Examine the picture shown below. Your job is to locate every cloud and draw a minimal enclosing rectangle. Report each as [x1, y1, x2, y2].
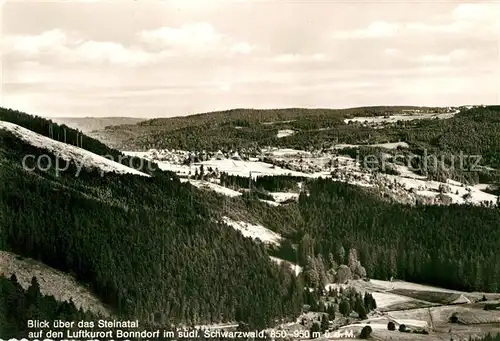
[384, 48, 400, 56]
[334, 21, 401, 39]
[69, 41, 159, 65]
[138, 22, 256, 56]
[138, 22, 222, 51]
[270, 53, 328, 64]
[2, 29, 68, 56]
[332, 3, 500, 40]
[415, 49, 471, 64]
[2, 30, 160, 66]
[3, 23, 257, 68]
[2, 2, 498, 117]
[229, 42, 255, 55]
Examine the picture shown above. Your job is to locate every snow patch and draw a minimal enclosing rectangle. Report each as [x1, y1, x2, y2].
[259, 199, 281, 206]
[270, 192, 300, 203]
[450, 294, 471, 304]
[222, 216, 282, 245]
[369, 279, 464, 294]
[344, 109, 459, 125]
[277, 129, 295, 138]
[155, 162, 191, 175]
[0, 251, 110, 316]
[387, 317, 429, 329]
[262, 148, 312, 157]
[1, 121, 150, 177]
[198, 159, 308, 178]
[188, 180, 242, 197]
[269, 256, 303, 276]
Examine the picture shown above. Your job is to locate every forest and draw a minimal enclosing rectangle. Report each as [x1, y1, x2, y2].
[239, 178, 500, 292]
[0, 275, 98, 338]
[2, 106, 500, 336]
[95, 105, 500, 187]
[0, 126, 303, 329]
[98, 106, 445, 150]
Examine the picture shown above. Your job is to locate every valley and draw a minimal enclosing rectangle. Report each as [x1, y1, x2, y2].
[2, 1, 500, 339]
[1, 105, 499, 341]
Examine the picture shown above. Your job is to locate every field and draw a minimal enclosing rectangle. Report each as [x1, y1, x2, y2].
[323, 279, 500, 340]
[389, 289, 467, 305]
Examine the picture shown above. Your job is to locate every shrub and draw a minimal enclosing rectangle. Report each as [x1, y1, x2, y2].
[449, 313, 459, 323]
[484, 303, 500, 311]
[387, 321, 396, 331]
[399, 324, 407, 332]
[360, 325, 372, 339]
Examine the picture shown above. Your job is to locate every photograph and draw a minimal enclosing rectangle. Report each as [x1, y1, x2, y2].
[1, 0, 499, 340]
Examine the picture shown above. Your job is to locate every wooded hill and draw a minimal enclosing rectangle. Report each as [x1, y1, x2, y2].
[93, 106, 445, 150]
[2, 106, 500, 333]
[92, 105, 500, 183]
[0, 110, 303, 329]
[220, 178, 500, 293]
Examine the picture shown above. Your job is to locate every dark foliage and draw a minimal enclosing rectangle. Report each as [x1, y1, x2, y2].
[477, 333, 500, 341]
[359, 325, 372, 339]
[102, 106, 444, 151]
[0, 128, 303, 329]
[0, 275, 98, 338]
[293, 179, 500, 292]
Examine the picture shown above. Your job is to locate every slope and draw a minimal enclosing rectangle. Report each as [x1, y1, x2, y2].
[0, 107, 158, 175]
[93, 106, 445, 150]
[0, 120, 303, 329]
[0, 250, 111, 317]
[0, 121, 149, 177]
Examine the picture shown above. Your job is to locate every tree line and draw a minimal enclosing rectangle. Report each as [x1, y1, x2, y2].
[0, 128, 303, 329]
[0, 275, 98, 338]
[292, 179, 500, 292]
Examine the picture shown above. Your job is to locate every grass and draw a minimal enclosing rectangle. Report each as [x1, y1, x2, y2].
[389, 289, 463, 305]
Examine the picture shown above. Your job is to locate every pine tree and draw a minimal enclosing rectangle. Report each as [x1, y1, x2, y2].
[299, 234, 315, 266]
[320, 314, 329, 333]
[326, 304, 335, 321]
[348, 248, 358, 275]
[337, 244, 346, 265]
[339, 299, 351, 317]
[310, 321, 321, 338]
[26, 276, 41, 304]
[360, 325, 372, 339]
[355, 299, 367, 320]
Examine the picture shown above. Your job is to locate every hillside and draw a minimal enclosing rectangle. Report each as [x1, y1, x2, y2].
[0, 110, 303, 332]
[2, 106, 500, 341]
[0, 274, 100, 338]
[0, 251, 110, 317]
[0, 108, 159, 177]
[93, 106, 448, 150]
[95, 105, 500, 183]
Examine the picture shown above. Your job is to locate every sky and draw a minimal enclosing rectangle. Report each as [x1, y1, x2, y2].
[1, 0, 499, 118]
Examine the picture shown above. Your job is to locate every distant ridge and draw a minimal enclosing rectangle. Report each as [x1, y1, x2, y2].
[50, 117, 145, 133]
